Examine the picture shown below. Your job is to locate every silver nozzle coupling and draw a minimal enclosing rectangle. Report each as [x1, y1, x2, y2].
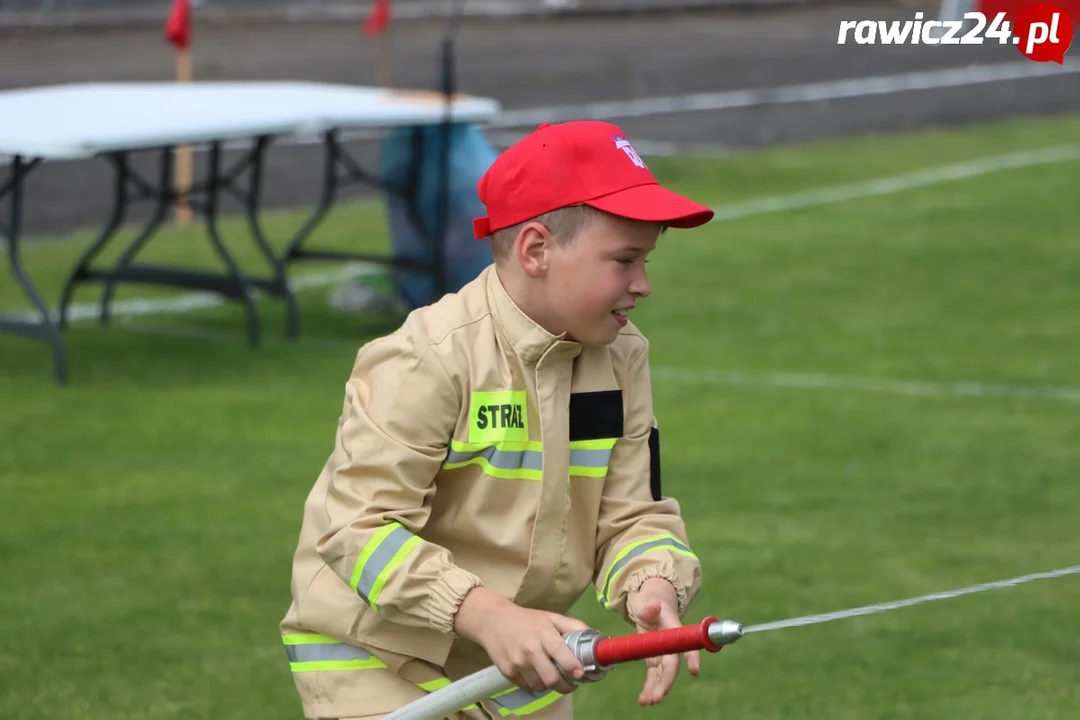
[562, 628, 612, 683]
[707, 619, 745, 647]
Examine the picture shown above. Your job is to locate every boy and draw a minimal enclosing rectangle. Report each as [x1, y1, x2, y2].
[280, 120, 716, 720]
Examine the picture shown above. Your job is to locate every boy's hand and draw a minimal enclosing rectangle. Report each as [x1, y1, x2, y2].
[454, 586, 590, 696]
[628, 577, 700, 706]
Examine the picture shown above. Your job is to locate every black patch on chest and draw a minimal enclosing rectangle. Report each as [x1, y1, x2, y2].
[568, 390, 624, 441]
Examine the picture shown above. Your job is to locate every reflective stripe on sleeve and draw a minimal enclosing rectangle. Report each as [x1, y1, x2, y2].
[349, 522, 423, 609]
[281, 634, 387, 673]
[597, 533, 698, 608]
[491, 686, 564, 716]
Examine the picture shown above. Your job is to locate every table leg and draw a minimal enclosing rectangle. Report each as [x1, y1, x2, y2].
[98, 146, 178, 328]
[199, 141, 262, 347]
[237, 135, 299, 341]
[60, 143, 273, 347]
[0, 155, 68, 384]
[281, 129, 343, 265]
[58, 152, 131, 330]
[281, 128, 441, 276]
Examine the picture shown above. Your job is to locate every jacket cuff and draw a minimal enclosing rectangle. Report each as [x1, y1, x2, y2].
[626, 564, 690, 618]
[424, 566, 484, 635]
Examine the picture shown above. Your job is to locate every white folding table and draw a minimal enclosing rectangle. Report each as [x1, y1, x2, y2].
[0, 81, 501, 383]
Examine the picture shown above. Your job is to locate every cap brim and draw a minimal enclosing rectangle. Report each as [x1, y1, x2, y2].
[585, 183, 714, 229]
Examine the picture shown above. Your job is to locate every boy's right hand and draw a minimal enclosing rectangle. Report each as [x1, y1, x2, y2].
[453, 586, 589, 695]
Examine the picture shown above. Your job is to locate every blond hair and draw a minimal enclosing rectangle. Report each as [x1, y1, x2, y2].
[490, 204, 606, 263]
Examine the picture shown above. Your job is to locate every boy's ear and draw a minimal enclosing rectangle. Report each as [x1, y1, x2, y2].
[516, 222, 554, 278]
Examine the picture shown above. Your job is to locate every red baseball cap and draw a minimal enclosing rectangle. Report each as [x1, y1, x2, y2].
[472, 120, 714, 239]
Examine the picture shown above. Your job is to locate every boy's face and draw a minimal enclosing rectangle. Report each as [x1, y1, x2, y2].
[544, 211, 659, 346]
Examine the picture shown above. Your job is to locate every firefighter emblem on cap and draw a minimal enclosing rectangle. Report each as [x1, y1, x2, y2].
[612, 133, 647, 169]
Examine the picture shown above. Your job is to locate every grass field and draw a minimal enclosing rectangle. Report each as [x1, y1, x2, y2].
[2, 111, 1080, 720]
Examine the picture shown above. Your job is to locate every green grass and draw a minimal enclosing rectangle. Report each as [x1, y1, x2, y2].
[3, 111, 1080, 720]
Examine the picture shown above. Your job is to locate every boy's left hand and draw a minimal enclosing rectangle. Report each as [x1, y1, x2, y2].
[627, 577, 700, 706]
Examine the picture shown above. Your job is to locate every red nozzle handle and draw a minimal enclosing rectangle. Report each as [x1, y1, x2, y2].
[593, 616, 721, 667]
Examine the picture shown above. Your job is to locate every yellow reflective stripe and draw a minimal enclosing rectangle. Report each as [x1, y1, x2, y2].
[443, 454, 544, 481]
[451, 439, 543, 452]
[568, 465, 608, 478]
[350, 523, 398, 590]
[446, 438, 616, 480]
[568, 438, 618, 451]
[568, 437, 616, 477]
[444, 439, 543, 481]
[565, 462, 609, 479]
[450, 439, 614, 453]
[290, 658, 387, 672]
[282, 634, 388, 673]
[417, 678, 480, 710]
[492, 688, 564, 716]
[367, 535, 423, 608]
[597, 533, 697, 608]
[350, 522, 421, 608]
[281, 633, 339, 645]
[502, 692, 563, 716]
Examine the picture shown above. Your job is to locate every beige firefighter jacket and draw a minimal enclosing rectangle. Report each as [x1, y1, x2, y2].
[280, 263, 702, 719]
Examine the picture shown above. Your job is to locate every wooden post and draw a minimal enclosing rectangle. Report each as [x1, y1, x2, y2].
[377, 20, 394, 87]
[363, 0, 394, 87]
[175, 48, 193, 226]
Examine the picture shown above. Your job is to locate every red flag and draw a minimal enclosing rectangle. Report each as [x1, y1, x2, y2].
[364, 0, 391, 37]
[165, 0, 191, 51]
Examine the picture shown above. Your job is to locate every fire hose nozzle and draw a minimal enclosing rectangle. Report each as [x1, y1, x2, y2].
[708, 619, 745, 647]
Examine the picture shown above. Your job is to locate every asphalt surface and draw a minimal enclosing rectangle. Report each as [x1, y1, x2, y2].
[2, 0, 1079, 238]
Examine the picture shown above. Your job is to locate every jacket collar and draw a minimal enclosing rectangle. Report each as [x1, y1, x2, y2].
[485, 264, 582, 366]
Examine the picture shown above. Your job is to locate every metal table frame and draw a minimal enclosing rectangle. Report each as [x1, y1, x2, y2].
[1, 117, 456, 385]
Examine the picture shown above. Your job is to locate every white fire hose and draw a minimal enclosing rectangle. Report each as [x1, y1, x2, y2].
[383, 618, 745, 720]
[382, 563, 1080, 719]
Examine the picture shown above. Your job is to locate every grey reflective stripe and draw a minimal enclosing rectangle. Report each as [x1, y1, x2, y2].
[444, 447, 611, 470]
[492, 687, 556, 713]
[444, 446, 543, 471]
[568, 447, 611, 468]
[285, 643, 375, 664]
[600, 536, 693, 604]
[356, 524, 416, 604]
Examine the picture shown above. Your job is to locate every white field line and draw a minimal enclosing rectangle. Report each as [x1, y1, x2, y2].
[493, 59, 1080, 128]
[22, 263, 379, 324]
[484, 131, 732, 158]
[3, 59, 1076, 169]
[651, 367, 1080, 404]
[708, 143, 1080, 222]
